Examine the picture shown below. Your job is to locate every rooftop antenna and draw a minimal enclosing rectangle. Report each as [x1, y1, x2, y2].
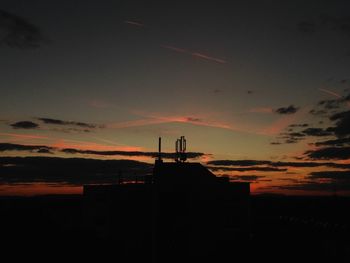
[175, 136, 187, 162]
[157, 137, 162, 162]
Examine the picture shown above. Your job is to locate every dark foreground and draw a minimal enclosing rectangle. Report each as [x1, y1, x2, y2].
[1, 195, 350, 261]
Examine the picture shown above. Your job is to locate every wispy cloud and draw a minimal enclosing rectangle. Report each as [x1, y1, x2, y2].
[0, 133, 49, 140]
[0, 9, 48, 49]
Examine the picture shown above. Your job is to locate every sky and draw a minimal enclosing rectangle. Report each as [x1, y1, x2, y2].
[1, 0, 350, 196]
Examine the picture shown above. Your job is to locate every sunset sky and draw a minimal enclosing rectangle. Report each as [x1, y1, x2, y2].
[1, 0, 350, 196]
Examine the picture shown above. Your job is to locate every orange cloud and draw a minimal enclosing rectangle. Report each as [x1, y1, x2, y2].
[0, 132, 49, 141]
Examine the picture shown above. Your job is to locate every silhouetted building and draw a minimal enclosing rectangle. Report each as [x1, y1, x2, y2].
[83, 137, 250, 262]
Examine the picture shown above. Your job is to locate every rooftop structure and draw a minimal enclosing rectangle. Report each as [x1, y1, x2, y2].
[83, 137, 250, 262]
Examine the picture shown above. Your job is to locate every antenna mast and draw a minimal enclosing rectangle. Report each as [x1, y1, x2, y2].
[175, 136, 187, 162]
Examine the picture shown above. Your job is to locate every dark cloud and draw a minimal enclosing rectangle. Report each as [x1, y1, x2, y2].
[318, 99, 341, 110]
[207, 160, 271, 166]
[207, 159, 350, 169]
[0, 156, 152, 185]
[247, 90, 253, 94]
[288, 132, 306, 137]
[0, 9, 47, 49]
[10, 121, 39, 129]
[230, 175, 265, 182]
[301, 127, 333, 137]
[309, 170, 350, 180]
[289, 124, 309, 128]
[61, 148, 204, 159]
[51, 128, 91, 133]
[305, 147, 350, 160]
[298, 14, 350, 36]
[279, 170, 350, 191]
[309, 109, 328, 116]
[185, 117, 202, 122]
[274, 105, 299, 114]
[38, 118, 103, 129]
[329, 110, 350, 137]
[270, 142, 282, 145]
[319, 14, 350, 35]
[315, 137, 350, 147]
[297, 21, 316, 33]
[36, 148, 54, 154]
[276, 126, 333, 146]
[277, 181, 350, 192]
[0, 143, 205, 159]
[0, 143, 51, 153]
[207, 166, 287, 172]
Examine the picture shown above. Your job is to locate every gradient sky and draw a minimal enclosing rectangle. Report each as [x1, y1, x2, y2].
[1, 0, 350, 196]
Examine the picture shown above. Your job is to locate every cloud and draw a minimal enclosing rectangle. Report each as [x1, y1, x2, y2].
[329, 110, 350, 137]
[305, 147, 350, 160]
[274, 105, 299, 114]
[298, 14, 350, 36]
[297, 21, 316, 33]
[309, 109, 328, 116]
[318, 99, 341, 110]
[230, 175, 265, 182]
[249, 107, 273, 114]
[315, 137, 350, 147]
[0, 9, 47, 49]
[207, 166, 287, 172]
[185, 117, 202, 122]
[0, 143, 51, 153]
[289, 124, 309, 128]
[319, 14, 350, 35]
[0, 156, 152, 185]
[207, 160, 271, 166]
[301, 127, 333, 137]
[0, 133, 48, 140]
[309, 170, 350, 180]
[278, 170, 350, 192]
[0, 142, 205, 160]
[61, 147, 205, 159]
[277, 181, 350, 192]
[10, 121, 39, 129]
[37, 117, 103, 129]
[270, 142, 282, 145]
[207, 159, 350, 169]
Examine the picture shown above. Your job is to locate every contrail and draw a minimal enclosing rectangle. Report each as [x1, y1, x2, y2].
[161, 44, 227, 64]
[161, 45, 188, 54]
[191, 52, 226, 64]
[319, 88, 350, 107]
[319, 88, 342, 98]
[124, 19, 228, 64]
[124, 20, 145, 27]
